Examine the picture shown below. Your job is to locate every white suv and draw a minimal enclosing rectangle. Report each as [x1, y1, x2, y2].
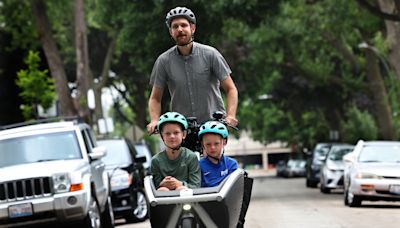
[0, 120, 114, 228]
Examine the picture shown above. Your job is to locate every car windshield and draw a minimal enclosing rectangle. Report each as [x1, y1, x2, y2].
[99, 141, 132, 166]
[328, 147, 354, 161]
[0, 131, 81, 168]
[287, 160, 306, 168]
[314, 145, 331, 157]
[358, 145, 400, 163]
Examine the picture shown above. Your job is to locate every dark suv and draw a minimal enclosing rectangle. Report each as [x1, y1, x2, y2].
[98, 138, 148, 223]
[305, 143, 343, 188]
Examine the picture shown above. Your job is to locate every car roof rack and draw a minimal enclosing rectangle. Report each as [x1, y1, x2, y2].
[0, 116, 84, 131]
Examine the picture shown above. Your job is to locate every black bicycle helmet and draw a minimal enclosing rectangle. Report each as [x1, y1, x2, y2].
[165, 6, 196, 28]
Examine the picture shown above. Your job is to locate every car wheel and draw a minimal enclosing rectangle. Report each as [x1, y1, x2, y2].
[306, 179, 318, 188]
[346, 186, 362, 207]
[344, 188, 349, 206]
[320, 183, 330, 194]
[125, 189, 148, 223]
[319, 179, 331, 194]
[81, 196, 101, 228]
[101, 195, 115, 228]
[348, 194, 362, 207]
[306, 179, 312, 187]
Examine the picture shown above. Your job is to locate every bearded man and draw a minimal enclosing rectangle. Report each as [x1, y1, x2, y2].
[147, 6, 239, 134]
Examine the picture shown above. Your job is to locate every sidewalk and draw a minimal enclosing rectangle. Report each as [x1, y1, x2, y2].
[246, 168, 276, 178]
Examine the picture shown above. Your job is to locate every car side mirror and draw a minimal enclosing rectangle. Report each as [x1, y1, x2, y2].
[303, 148, 312, 156]
[90, 146, 107, 160]
[135, 155, 147, 163]
[343, 153, 354, 163]
[318, 155, 326, 162]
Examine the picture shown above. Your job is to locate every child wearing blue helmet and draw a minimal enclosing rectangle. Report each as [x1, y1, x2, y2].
[151, 112, 201, 191]
[198, 121, 238, 187]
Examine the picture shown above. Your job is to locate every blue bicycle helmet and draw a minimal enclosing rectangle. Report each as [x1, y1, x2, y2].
[157, 112, 188, 132]
[165, 6, 196, 28]
[198, 121, 228, 139]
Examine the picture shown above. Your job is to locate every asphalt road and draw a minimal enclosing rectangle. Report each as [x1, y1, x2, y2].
[121, 173, 400, 228]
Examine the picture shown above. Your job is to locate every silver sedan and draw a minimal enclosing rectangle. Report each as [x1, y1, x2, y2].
[320, 145, 354, 193]
[343, 140, 400, 207]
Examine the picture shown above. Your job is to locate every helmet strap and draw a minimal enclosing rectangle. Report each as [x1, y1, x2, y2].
[206, 148, 224, 163]
[177, 35, 194, 47]
[160, 129, 185, 154]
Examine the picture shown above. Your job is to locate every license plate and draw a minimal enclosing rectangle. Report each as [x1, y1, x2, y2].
[8, 203, 33, 218]
[389, 185, 400, 194]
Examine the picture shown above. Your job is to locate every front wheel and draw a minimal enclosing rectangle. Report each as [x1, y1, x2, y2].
[101, 195, 115, 228]
[345, 184, 361, 207]
[320, 181, 330, 194]
[80, 196, 101, 228]
[306, 178, 318, 188]
[125, 189, 148, 223]
[181, 217, 194, 228]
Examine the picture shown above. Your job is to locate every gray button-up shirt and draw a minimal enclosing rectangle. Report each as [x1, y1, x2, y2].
[150, 42, 232, 123]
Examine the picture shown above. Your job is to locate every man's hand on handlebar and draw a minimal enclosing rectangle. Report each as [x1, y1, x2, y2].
[226, 115, 239, 128]
[147, 120, 159, 134]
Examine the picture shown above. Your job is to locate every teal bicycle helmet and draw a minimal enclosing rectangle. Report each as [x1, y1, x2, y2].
[198, 121, 228, 139]
[165, 6, 196, 28]
[157, 112, 188, 132]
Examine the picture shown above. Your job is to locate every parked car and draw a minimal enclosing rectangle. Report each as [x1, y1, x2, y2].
[276, 159, 306, 178]
[343, 140, 400, 207]
[320, 145, 355, 193]
[98, 139, 148, 223]
[0, 119, 114, 228]
[305, 142, 348, 188]
[276, 160, 287, 177]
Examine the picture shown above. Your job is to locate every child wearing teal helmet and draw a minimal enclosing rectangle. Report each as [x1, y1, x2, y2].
[151, 112, 201, 191]
[198, 121, 238, 187]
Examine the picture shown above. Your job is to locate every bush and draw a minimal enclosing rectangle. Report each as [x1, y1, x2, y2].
[342, 106, 378, 144]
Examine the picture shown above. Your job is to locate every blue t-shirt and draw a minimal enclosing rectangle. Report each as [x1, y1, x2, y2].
[199, 155, 238, 187]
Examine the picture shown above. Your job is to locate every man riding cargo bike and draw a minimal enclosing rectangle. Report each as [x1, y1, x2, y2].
[144, 7, 252, 228]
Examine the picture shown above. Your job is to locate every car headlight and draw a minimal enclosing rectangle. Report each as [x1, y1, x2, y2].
[110, 172, 131, 188]
[311, 164, 320, 170]
[355, 172, 381, 179]
[327, 166, 342, 172]
[53, 173, 71, 193]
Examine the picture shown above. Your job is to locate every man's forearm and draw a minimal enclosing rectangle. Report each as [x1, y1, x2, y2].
[148, 98, 161, 121]
[226, 88, 238, 118]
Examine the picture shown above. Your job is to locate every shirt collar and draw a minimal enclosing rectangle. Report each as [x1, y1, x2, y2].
[174, 42, 197, 56]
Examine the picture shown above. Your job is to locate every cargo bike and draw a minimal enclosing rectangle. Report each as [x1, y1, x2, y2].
[144, 112, 253, 228]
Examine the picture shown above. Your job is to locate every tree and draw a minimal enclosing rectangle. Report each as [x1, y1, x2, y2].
[74, 0, 92, 122]
[30, 0, 77, 116]
[16, 50, 55, 119]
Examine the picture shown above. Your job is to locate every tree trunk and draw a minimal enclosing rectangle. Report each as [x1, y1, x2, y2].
[74, 0, 91, 123]
[31, 0, 77, 116]
[364, 47, 396, 139]
[134, 82, 148, 130]
[93, 35, 117, 128]
[378, 0, 400, 80]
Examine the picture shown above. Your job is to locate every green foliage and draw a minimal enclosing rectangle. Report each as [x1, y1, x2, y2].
[233, 0, 384, 144]
[0, 0, 39, 50]
[341, 106, 378, 144]
[1, 0, 398, 145]
[16, 50, 55, 119]
[239, 98, 329, 147]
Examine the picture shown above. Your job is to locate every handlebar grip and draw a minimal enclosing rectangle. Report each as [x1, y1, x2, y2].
[228, 125, 239, 131]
